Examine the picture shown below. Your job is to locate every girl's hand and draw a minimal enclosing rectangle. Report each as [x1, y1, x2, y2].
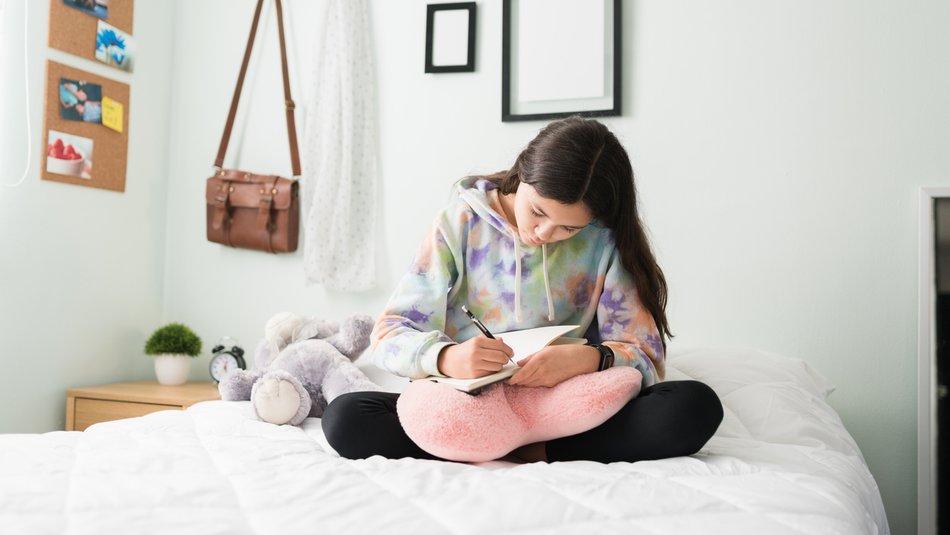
[438, 336, 514, 379]
[507, 345, 600, 388]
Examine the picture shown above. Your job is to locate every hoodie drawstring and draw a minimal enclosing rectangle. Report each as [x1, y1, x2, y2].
[512, 237, 555, 323]
[542, 244, 555, 322]
[513, 238, 522, 322]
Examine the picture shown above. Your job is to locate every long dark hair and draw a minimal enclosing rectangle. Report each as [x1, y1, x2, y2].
[483, 116, 671, 345]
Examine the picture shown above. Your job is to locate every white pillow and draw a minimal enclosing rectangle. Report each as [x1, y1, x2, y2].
[667, 347, 863, 456]
[667, 345, 836, 399]
[346, 347, 856, 456]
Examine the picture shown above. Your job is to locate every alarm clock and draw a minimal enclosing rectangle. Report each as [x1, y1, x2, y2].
[209, 337, 247, 383]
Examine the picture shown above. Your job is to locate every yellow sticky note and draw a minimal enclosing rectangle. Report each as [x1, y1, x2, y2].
[102, 97, 123, 133]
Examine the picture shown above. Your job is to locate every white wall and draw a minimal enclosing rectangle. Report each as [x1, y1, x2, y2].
[0, 1, 176, 432]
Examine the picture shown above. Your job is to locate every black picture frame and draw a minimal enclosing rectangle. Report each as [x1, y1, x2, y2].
[502, 0, 621, 122]
[425, 2, 477, 73]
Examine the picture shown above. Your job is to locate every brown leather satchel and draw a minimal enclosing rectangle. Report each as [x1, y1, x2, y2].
[207, 0, 300, 253]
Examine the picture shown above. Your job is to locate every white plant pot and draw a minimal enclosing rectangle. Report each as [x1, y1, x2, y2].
[154, 354, 192, 385]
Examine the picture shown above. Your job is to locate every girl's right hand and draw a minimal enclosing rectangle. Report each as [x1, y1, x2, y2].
[437, 336, 514, 379]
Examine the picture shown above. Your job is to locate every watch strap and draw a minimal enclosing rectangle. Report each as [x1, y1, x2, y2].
[587, 343, 615, 371]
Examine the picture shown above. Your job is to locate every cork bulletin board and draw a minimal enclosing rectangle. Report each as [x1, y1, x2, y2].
[42, 60, 130, 192]
[48, 0, 134, 67]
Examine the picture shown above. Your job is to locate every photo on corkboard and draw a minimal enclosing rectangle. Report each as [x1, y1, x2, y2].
[46, 130, 94, 179]
[95, 20, 134, 72]
[62, 0, 108, 20]
[59, 78, 102, 124]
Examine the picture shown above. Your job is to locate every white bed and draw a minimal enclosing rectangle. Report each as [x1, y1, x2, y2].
[0, 347, 889, 535]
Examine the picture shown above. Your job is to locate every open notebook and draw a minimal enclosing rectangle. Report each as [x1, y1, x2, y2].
[422, 325, 586, 394]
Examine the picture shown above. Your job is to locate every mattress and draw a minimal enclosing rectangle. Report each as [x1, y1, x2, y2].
[0, 347, 890, 535]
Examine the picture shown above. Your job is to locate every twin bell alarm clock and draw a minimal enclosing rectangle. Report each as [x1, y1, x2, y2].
[209, 336, 247, 383]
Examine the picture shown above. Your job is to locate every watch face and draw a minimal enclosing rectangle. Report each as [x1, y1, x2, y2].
[210, 353, 239, 382]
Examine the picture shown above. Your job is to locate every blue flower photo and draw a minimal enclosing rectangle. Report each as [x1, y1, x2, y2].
[95, 20, 134, 72]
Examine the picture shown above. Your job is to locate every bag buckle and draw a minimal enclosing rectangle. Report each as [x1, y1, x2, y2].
[212, 185, 231, 230]
[257, 194, 273, 230]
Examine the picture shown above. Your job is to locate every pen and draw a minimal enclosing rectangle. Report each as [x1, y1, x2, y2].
[461, 305, 494, 339]
[462, 305, 516, 366]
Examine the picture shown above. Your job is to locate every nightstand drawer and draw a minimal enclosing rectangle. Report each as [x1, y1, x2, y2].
[73, 398, 179, 431]
[66, 381, 220, 431]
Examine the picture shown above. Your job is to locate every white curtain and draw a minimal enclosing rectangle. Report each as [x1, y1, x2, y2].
[301, 0, 377, 291]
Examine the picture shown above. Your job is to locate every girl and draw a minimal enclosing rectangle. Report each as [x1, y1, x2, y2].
[323, 117, 723, 463]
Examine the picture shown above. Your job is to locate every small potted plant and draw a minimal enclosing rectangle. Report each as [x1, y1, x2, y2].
[144, 322, 203, 386]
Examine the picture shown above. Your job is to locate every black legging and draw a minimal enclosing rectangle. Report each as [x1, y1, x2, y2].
[322, 380, 724, 463]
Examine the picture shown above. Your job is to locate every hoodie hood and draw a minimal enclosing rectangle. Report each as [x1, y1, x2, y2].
[455, 177, 512, 235]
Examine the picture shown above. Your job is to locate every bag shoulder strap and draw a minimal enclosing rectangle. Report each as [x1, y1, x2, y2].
[214, 0, 301, 176]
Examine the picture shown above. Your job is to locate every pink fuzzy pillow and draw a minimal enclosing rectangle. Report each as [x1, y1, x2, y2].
[396, 367, 642, 462]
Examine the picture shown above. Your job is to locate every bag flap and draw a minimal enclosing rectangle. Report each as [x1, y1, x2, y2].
[206, 170, 297, 210]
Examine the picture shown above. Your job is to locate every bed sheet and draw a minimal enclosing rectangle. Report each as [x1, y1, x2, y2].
[0, 347, 889, 535]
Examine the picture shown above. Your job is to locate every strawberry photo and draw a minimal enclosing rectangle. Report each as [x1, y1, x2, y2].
[46, 130, 93, 179]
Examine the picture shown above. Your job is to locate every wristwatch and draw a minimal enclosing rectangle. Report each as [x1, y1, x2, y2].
[589, 343, 615, 371]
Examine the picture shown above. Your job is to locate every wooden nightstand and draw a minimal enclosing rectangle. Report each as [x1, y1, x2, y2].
[66, 381, 221, 431]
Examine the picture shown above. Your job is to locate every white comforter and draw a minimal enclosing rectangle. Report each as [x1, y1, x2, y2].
[0, 348, 889, 535]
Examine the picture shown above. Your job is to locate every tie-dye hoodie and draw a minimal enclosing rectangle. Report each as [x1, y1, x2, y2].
[371, 177, 665, 386]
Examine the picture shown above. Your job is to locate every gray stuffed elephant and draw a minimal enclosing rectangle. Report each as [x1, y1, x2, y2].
[218, 312, 382, 425]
